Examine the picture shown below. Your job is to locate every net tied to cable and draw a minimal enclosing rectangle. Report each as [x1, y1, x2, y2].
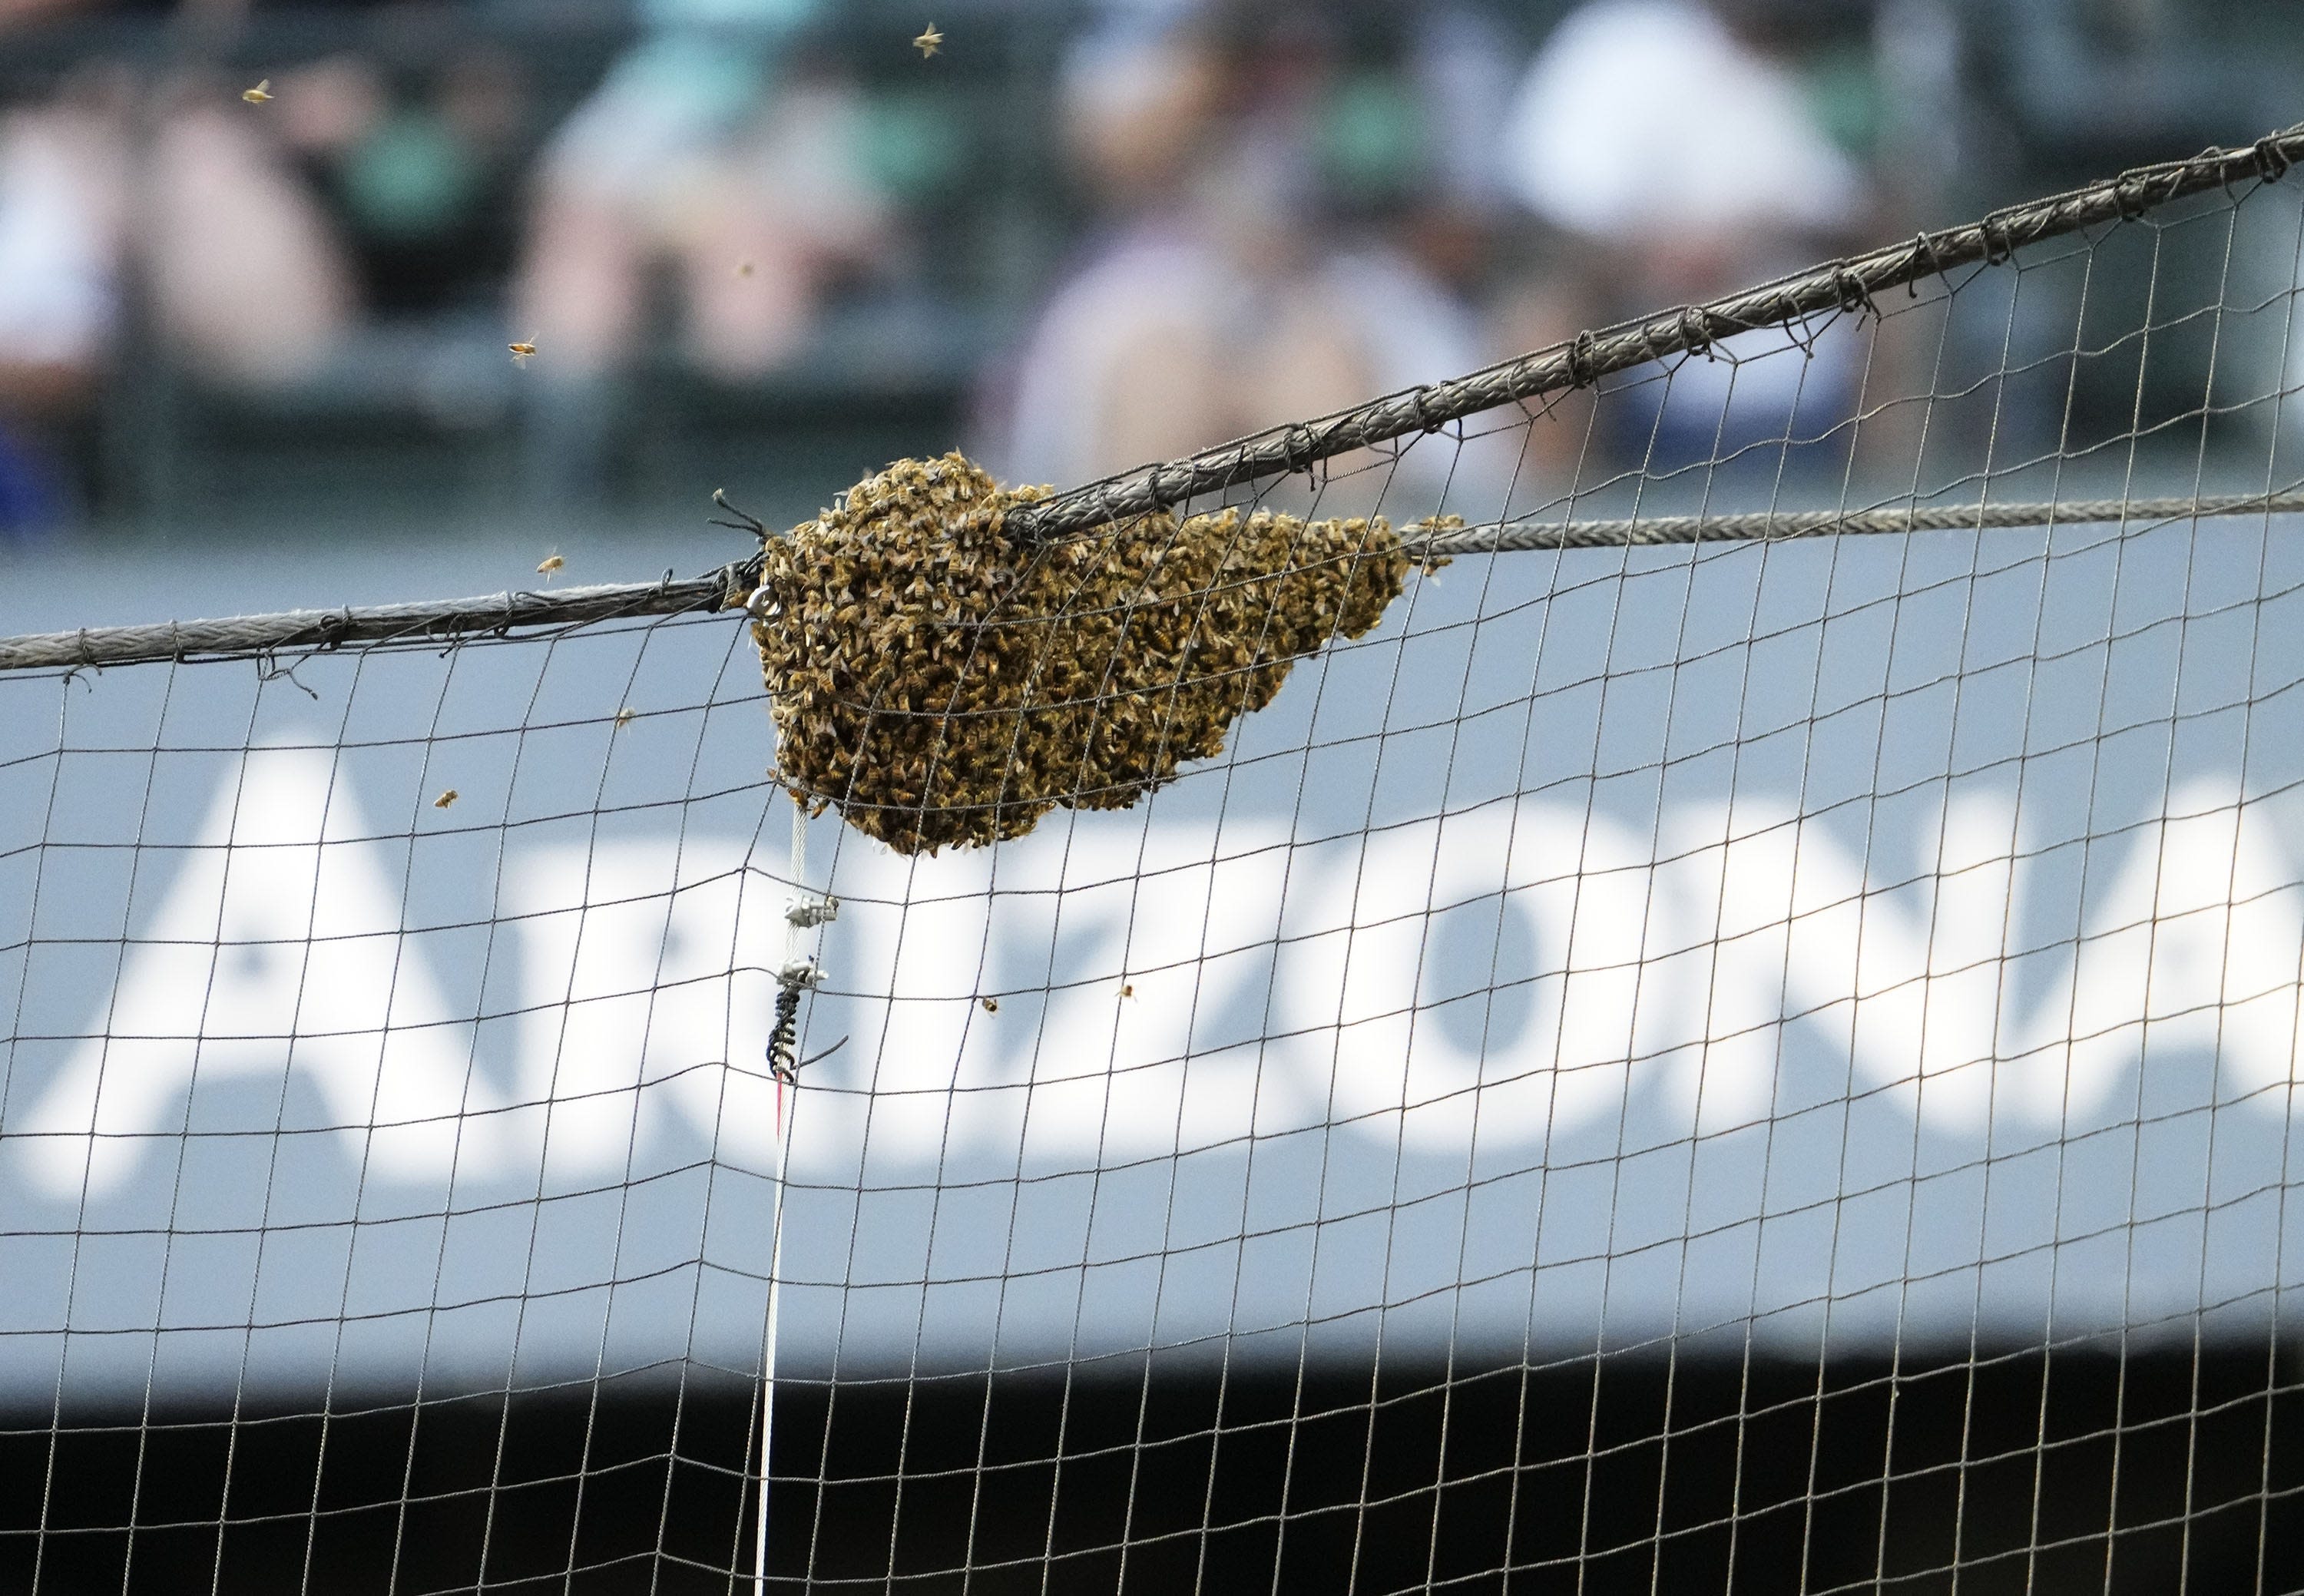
[741, 452, 1452, 854]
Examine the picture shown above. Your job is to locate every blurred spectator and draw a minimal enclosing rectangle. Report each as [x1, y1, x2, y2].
[1497, 0, 1880, 468]
[0, 65, 123, 537]
[266, 48, 529, 328]
[1501, 0, 1865, 298]
[0, 1, 535, 535]
[151, 41, 531, 389]
[19, 25, 528, 386]
[511, 0, 894, 503]
[141, 76, 357, 386]
[980, 3, 1488, 506]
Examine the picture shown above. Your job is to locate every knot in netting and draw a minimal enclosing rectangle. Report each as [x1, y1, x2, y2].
[746, 453, 1447, 854]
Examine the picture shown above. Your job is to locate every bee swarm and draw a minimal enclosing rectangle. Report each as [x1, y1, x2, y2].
[743, 453, 1448, 854]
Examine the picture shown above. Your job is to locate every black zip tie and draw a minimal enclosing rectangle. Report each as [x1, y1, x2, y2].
[1907, 231, 1946, 296]
[257, 650, 319, 700]
[1784, 303, 1826, 359]
[1979, 215, 2015, 266]
[1832, 264, 1875, 318]
[766, 983, 803, 1086]
[766, 1007, 846, 1086]
[1678, 306, 1715, 359]
[711, 487, 770, 542]
[2200, 144, 2247, 199]
[2111, 177, 2147, 222]
[792, 1035, 848, 1078]
[2255, 134, 2292, 184]
[1277, 423, 1308, 476]
[1566, 329, 1600, 387]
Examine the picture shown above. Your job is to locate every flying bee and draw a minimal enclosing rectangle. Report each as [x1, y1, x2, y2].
[508, 338, 538, 366]
[979, 995, 998, 1013]
[614, 706, 637, 729]
[241, 80, 273, 104]
[1120, 982, 1134, 999]
[434, 789, 458, 809]
[537, 551, 564, 579]
[913, 23, 942, 56]
[736, 260, 756, 278]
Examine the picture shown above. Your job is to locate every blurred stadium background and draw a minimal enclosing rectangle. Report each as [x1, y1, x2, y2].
[2, 0, 2300, 561]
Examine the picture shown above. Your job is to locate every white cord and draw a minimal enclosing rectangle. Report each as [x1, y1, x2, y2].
[753, 800, 809, 1595]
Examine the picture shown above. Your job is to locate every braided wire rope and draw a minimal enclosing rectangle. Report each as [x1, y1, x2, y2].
[1005, 121, 2304, 540]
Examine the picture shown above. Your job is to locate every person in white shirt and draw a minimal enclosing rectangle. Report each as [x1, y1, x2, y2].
[1495, 0, 1877, 469]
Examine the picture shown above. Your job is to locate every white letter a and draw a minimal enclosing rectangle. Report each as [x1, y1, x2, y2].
[22, 747, 483, 1200]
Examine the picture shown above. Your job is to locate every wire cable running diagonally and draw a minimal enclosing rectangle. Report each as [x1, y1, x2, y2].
[1003, 122, 2304, 541]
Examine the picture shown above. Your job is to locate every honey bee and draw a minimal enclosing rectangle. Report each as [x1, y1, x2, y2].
[979, 995, 998, 1013]
[736, 260, 756, 278]
[508, 338, 538, 366]
[434, 789, 458, 809]
[1119, 982, 1134, 999]
[614, 706, 637, 729]
[537, 552, 564, 579]
[241, 80, 273, 104]
[913, 23, 942, 56]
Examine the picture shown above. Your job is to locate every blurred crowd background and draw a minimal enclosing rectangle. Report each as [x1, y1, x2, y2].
[0, 0, 2297, 546]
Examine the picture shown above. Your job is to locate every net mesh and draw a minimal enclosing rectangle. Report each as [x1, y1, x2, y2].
[8, 136, 2304, 1593]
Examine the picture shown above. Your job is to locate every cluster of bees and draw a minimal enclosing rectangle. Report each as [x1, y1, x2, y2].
[743, 452, 1450, 854]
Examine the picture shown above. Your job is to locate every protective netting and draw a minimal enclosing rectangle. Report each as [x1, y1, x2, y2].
[8, 132, 2304, 1592]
